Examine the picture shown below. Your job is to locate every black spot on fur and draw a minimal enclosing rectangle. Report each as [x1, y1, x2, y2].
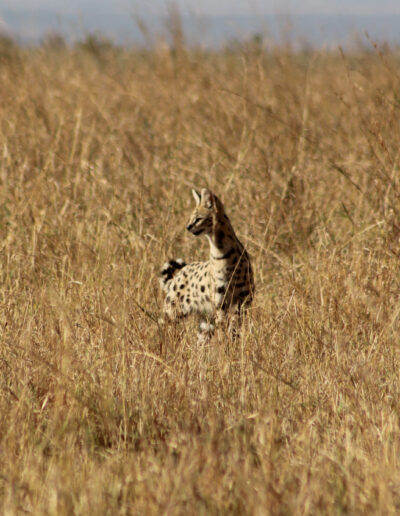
[216, 285, 226, 294]
[180, 284, 185, 290]
[201, 286, 205, 293]
[172, 259, 185, 268]
[217, 230, 225, 246]
[160, 259, 186, 283]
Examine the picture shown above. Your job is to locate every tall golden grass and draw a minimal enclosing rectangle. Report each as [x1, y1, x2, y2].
[1, 33, 400, 514]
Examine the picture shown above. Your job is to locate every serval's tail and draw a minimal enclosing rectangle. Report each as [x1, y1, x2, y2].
[159, 258, 186, 293]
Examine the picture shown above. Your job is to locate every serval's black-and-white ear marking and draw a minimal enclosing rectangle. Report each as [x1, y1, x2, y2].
[200, 188, 213, 209]
[192, 189, 201, 206]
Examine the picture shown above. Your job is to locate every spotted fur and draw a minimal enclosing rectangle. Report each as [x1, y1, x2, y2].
[160, 188, 254, 340]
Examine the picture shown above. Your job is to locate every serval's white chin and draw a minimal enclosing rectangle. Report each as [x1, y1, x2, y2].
[160, 187, 254, 342]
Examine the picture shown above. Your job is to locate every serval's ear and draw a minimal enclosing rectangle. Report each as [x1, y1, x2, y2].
[192, 189, 201, 206]
[201, 188, 213, 209]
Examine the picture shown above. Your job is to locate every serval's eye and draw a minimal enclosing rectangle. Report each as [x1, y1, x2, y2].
[194, 217, 202, 225]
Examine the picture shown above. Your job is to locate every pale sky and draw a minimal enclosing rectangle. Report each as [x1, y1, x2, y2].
[2, 0, 400, 45]
[3, 0, 400, 16]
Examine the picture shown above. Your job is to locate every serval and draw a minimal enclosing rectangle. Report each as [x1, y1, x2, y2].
[160, 188, 254, 342]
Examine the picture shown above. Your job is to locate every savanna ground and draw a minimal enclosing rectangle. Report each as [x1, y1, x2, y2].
[1, 28, 400, 514]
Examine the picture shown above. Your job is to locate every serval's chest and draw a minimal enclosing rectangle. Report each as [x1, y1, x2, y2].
[209, 236, 254, 311]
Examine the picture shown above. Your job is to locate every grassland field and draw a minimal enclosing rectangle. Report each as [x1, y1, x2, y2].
[1, 32, 400, 514]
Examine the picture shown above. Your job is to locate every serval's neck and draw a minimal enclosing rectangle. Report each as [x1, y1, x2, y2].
[206, 213, 243, 262]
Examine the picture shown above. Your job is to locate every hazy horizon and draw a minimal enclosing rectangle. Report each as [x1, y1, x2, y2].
[3, 0, 400, 16]
[1, 1, 400, 48]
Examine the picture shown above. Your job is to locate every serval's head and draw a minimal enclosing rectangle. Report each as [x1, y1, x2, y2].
[186, 188, 224, 237]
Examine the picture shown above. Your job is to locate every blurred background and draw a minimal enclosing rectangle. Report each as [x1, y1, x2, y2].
[1, 0, 400, 48]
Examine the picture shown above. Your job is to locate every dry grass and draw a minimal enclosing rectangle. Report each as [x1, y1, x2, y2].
[1, 34, 400, 514]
